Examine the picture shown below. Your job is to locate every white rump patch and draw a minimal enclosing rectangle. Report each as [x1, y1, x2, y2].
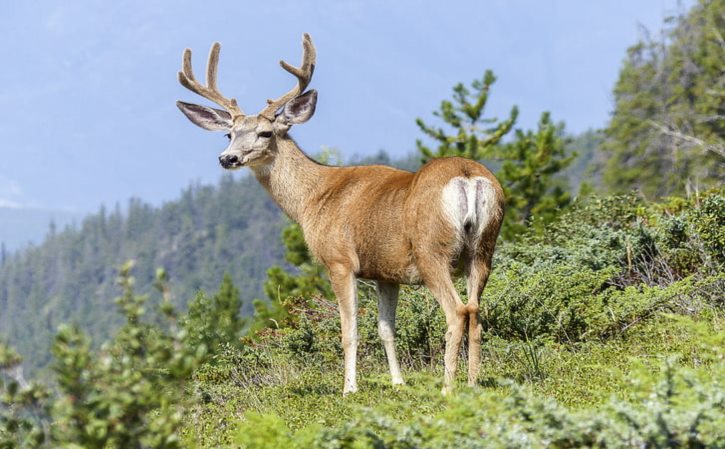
[440, 176, 497, 239]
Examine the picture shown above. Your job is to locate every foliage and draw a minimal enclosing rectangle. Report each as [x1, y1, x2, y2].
[0, 174, 286, 375]
[232, 359, 724, 449]
[416, 71, 575, 239]
[497, 112, 576, 239]
[182, 274, 246, 356]
[0, 344, 49, 449]
[601, 0, 724, 197]
[50, 261, 208, 449]
[1, 263, 246, 449]
[415, 70, 519, 161]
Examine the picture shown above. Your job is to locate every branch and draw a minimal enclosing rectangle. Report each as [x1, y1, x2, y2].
[648, 120, 725, 159]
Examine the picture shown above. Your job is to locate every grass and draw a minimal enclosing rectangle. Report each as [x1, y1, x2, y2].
[180, 312, 723, 448]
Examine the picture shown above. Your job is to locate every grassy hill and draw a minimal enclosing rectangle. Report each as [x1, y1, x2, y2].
[179, 190, 724, 448]
[1, 189, 722, 448]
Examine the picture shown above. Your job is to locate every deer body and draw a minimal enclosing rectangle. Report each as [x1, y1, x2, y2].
[176, 34, 504, 394]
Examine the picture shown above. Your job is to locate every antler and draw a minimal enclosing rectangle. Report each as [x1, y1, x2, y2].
[259, 33, 316, 120]
[178, 42, 244, 117]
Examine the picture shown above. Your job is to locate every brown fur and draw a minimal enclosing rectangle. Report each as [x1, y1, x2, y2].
[251, 138, 504, 393]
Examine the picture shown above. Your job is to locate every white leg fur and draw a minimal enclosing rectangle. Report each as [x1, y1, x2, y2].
[376, 282, 404, 386]
[330, 267, 359, 394]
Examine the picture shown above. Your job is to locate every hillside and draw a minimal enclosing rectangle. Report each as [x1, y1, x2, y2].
[3, 190, 722, 448]
[181, 190, 724, 448]
[0, 174, 288, 375]
[1, 3, 722, 446]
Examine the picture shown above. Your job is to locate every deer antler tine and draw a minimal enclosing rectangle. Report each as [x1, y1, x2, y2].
[181, 49, 195, 82]
[206, 42, 221, 91]
[177, 42, 243, 117]
[259, 33, 317, 119]
[279, 60, 303, 78]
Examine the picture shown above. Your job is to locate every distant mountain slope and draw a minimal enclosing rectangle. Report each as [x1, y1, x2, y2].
[0, 207, 82, 253]
[0, 174, 287, 375]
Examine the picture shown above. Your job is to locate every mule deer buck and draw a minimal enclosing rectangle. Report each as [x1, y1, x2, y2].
[176, 34, 504, 394]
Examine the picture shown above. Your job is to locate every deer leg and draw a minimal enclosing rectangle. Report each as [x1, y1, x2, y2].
[465, 258, 491, 386]
[421, 263, 467, 394]
[376, 281, 404, 386]
[329, 264, 359, 395]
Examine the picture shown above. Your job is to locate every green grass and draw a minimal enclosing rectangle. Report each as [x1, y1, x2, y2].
[180, 312, 723, 448]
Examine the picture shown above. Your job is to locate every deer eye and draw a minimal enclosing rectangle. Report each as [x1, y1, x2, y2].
[258, 131, 273, 139]
[224, 133, 231, 140]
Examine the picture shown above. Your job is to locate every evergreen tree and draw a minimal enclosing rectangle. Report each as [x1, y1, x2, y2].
[182, 274, 245, 355]
[416, 70, 518, 162]
[602, 0, 724, 197]
[498, 113, 576, 239]
[2, 264, 211, 449]
[416, 71, 574, 239]
[51, 263, 207, 449]
[0, 343, 48, 449]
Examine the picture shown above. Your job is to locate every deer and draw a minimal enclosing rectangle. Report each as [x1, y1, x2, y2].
[176, 34, 504, 394]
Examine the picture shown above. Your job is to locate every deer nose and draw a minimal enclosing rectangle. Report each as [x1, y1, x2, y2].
[219, 154, 239, 168]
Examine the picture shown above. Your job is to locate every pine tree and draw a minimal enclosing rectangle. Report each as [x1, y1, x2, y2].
[416, 71, 574, 239]
[601, 0, 724, 197]
[498, 112, 575, 239]
[416, 70, 518, 162]
[182, 273, 245, 354]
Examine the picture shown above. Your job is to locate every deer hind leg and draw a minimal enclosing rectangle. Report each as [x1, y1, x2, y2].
[465, 257, 492, 386]
[420, 260, 467, 394]
[376, 281, 404, 386]
[328, 264, 359, 395]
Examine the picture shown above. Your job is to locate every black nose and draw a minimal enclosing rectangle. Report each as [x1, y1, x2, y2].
[219, 154, 239, 168]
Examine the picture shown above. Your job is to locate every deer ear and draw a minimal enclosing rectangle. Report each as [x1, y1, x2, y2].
[282, 90, 317, 124]
[176, 101, 232, 131]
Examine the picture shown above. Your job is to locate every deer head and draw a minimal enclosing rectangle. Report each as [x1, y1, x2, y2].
[177, 34, 317, 169]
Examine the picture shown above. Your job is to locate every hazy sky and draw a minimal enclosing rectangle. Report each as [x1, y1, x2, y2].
[0, 0, 691, 213]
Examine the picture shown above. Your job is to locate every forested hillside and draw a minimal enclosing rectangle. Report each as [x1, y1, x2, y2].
[0, 174, 288, 374]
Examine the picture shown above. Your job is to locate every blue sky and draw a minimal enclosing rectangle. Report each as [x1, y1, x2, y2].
[0, 0, 690, 213]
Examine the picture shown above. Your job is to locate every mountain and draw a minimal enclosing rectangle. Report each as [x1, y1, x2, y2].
[0, 173, 288, 375]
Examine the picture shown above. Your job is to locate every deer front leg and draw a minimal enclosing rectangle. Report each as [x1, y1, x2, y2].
[376, 281, 404, 386]
[329, 264, 359, 395]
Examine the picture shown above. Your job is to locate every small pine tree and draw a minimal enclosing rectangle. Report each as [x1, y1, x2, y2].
[416, 70, 518, 162]
[416, 71, 574, 239]
[51, 262, 207, 449]
[0, 344, 48, 449]
[182, 273, 245, 354]
[498, 112, 576, 239]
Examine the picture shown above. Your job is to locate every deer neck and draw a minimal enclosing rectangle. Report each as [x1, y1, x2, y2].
[250, 136, 326, 224]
